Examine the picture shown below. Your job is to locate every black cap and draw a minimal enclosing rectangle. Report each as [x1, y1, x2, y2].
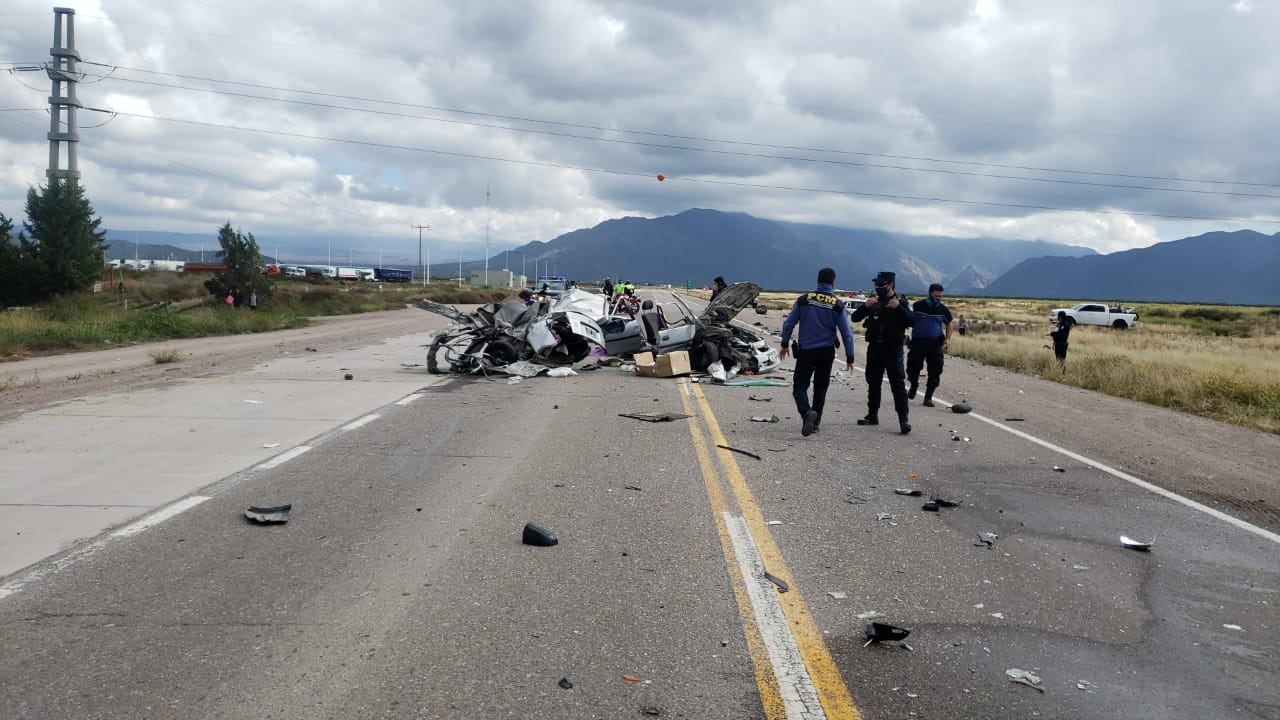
[874, 271, 896, 285]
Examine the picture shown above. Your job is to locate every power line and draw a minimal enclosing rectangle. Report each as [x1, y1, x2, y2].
[73, 69, 1280, 200]
[99, 109, 1280, 226]
[76, 63, 1280, 190]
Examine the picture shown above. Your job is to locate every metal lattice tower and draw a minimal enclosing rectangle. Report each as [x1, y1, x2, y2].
[46, 7, 82, 184]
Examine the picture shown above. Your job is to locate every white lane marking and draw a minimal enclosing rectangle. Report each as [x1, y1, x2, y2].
[395, 393, 423, 406]
[255, 445, 312, 470]
[723, 512, 825, 720]
[1, 495, 212, 601]
[342, 414, 381, 431]
[933, 397, 1280, 545]
[110, 496, 211, 538]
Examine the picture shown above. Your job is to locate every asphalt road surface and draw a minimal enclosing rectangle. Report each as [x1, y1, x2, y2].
[2, 296, 1277, 720]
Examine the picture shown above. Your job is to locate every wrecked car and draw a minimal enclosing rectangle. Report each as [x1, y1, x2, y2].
[416, 291, 606, 374]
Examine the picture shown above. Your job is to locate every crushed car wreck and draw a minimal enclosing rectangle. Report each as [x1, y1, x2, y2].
[415, 282, 779, 378]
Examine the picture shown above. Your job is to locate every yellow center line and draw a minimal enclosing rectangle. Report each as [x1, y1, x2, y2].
[690, 382, 862, 719]
[679, 385, 787, 719]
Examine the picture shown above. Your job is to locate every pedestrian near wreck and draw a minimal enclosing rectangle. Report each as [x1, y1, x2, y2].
[906, 283, 953, 407]
[249, 291, 258, 311]
[780, 267, 856, 437]
[603, 276, 614, 299]
[1049, 310, 1071, 371]
[710, 276, 727, 302]
[850, 271, 915, 434]
[957, 315, 968, 336]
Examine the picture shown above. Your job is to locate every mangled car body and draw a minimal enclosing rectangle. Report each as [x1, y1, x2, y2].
[416, 282, 778, 377]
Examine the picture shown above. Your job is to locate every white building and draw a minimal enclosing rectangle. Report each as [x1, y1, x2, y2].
[470, 269, 522, 288]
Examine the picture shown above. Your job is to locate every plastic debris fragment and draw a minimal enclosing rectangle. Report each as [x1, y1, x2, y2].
[1121, 535, 1153, 551]
[522, 522, 559, 547]
[244, 504, 291, 524]
[1006, 668, 1044, 691]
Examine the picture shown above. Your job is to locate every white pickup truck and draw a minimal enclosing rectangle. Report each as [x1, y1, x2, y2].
[1049, 303, 1139, 330]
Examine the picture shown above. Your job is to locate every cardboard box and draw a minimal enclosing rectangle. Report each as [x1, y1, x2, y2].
[634, 350, 691, 378]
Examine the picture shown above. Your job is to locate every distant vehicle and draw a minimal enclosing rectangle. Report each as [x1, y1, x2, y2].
[355, 268, 377, 281]
[182, 263, 228, 273]
[1049, 303, 1139, 330]
[284, 266, 307, 278]
[265, 264, 281, 276]
[305, 266, 336, 278]
[536, 275, 568, 297]
[373, 268, 413, 283]
[335, 267, 361, 280]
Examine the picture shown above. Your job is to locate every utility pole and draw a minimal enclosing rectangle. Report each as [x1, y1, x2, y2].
[45, 8, 81, 185]
[412, 224, 430, 286]
[483, 182, 491, 286]
[458, 249, 463, 285]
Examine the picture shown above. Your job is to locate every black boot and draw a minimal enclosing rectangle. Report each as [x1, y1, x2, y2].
[922, 389, 935, 407]
[857, 413, 879, 426]
[907, 382, 918, 400]
[899, 414, 911, 434]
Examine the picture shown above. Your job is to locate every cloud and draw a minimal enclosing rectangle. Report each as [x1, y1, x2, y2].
[2, 0, 1278, 257]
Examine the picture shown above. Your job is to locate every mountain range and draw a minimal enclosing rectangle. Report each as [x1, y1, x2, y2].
[98, 211, 1280, 305]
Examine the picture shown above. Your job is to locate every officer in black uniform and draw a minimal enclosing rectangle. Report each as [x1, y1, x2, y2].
[850, 271, 916, 434]
[906, 283, 953, 407]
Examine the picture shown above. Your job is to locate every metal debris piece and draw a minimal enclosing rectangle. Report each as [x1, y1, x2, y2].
[748, 395, 772, 402]
[1223, 623, 1244, 631]
[1006, 668, 1044, 691]
[894, 488, 923, 496]
[244, 504, 291, 524]
[857, 611, 879, 619]
[522, 522, 559, 547]
[864, 622, 911, 647]
[877, 512, 897, 522]
[558, 678, 573, 689]
[1053, 466, 1066, 472]
[827, 591, 847, 599]
[624, 485, 643, 491]
[1005, 417, 1025, 421]
[507, 376, 522, 385]
[990, 612, 1005, 619]
[1076, 680, 1095, 692]
[921, 501, 940, 512]
[619, 412, 691, 422]
[763, 571, 789, 593]
[976, 531, 999, 548]
[1072, 564, 1089, 571]
[641, 706, 662, 716]
[723, 379, 788, 387]
[305, 347, 318, 352]
[344, 373, 354, 380]
[766, 520, 783, 526]
[1121, 535, 1153, 551]
[750, 415, 780, 423]
[717, 444, 762, 460]
[262, 443, 280, 449]
[933, 497, 959, 508]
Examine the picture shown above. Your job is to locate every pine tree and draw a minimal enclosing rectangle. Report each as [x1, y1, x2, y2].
[21, 181, 108, 299]
[204, 222, 273, 304]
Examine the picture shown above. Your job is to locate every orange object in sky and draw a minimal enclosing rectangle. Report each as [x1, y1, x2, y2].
[656, 173, 665, 181]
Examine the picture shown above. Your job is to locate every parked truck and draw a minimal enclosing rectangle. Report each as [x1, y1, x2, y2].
[373, 267, 413, 283]
[1048, 303, 1139, 329]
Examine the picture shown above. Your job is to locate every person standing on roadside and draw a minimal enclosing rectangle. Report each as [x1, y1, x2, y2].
[710, 276, 728, 302]
[249, 290, 258, 311]
[780, 267, 856, 437]
[957, 315, 968, 336]
[603, 276, 614, 300]
[851, 271, 915, 434]
[906, 283, 953, 407]
[1049, 310, 1071, 371]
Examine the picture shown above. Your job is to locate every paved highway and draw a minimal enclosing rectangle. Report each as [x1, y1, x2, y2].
[2, 295, 1277, 719]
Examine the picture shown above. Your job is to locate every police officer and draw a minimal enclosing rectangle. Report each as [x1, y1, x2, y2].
[850, 271, 916, 434]
[780, 267, 856, 437]
[906, 283, 953, 407]
[1049, 310, 1071, 371]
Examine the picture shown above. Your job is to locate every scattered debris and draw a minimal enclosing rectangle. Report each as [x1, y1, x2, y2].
[1120, 535, 1153, 551]
[578, 363, 601, 371]
[876, 512, 897, 522]
[622, 674, 642, 683]
[990, 612, 1005, 619]
[619, 412, 691, 422]
[976, 532, 999, 548]
[750, 415, 781, 423]
[1006, 668, 1044, 692]
[766, 520, 783, 525]
[1223, 624, 1244, 631]
[921, 501, 940, 512]
[951, 402, 972, 414]
[933, 497, 959, 508]
[262, 443, 280, 449]
[1053, 465, 1066, 472]
[827, 591, 847, 599]
[546, 367, 578, 377]
[748, 395, 772, 402]
[304, 347, 318, 352]
[857, 610, 879, 619]
[763, 571, 789, 593]
[843, 491, 869, 504]
[723, 379, 788, 387]
[864, 622, 911, 647]
[1005, 417, 1025, 422]
[507, 376, 522, 385]
[908, 472, 919, 479]
[894, 488, 923, 497]
[244, 504, 291, 524]
[717, 444, 762, 460]
[1072, 564, 1089, 571]
[344, 373, 354, 380]
[558, 678, 573, 689]
[624, 485, 643, 492]
[1076, 680, 1095, 692]
[242, 399, 263, 404]
[522, 522, 559, 547]
[641, 706, 662, 716]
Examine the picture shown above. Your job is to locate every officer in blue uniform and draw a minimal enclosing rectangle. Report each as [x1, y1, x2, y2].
[850, 271, 916, 434]
[906, 283, 953, 407]
[780, 267, 856, 437]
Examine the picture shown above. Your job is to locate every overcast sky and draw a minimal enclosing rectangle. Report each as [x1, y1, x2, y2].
[2, 0, 1277, 265]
